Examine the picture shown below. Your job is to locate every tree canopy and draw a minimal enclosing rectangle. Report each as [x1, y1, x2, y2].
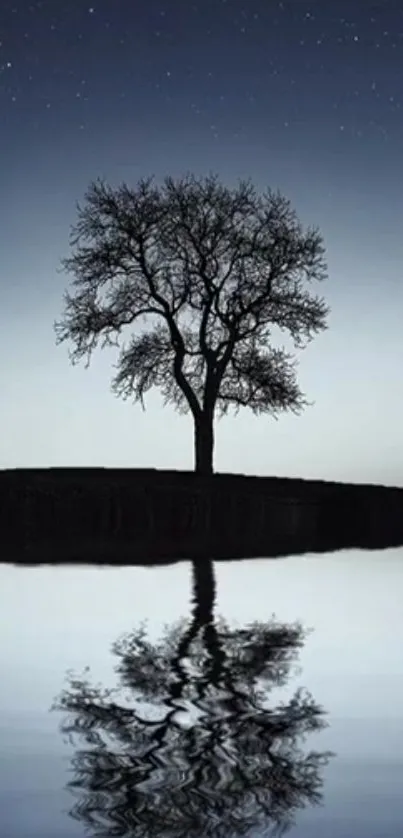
[55, 173, 329, 472]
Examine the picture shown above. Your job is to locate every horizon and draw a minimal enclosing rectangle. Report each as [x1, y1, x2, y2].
[1, 1, 402, 485]
[0, 465, 401, 492]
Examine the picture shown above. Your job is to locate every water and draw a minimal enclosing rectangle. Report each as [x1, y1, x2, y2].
[1, 549, 403, 837]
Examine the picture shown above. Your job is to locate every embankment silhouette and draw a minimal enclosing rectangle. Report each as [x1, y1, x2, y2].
[1, 468, 403, 564]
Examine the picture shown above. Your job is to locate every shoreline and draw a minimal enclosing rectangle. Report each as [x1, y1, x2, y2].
[1, 468, 403, 565]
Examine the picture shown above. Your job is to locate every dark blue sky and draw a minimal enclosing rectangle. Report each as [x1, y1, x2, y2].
[1, 0, 402, 483]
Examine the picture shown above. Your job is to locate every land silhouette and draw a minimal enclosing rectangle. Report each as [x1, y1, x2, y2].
[52, 556, 334, 837]
[1, 467, 403, 565]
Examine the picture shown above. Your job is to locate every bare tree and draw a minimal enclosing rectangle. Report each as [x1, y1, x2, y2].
[54, 173, 329, 474]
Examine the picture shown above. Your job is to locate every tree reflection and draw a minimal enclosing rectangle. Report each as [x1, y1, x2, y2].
[52, 558, 334, 837]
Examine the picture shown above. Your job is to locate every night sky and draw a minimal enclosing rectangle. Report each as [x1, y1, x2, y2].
[1, 0, 402, 484]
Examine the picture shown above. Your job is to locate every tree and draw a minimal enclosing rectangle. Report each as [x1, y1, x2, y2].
[54, 173, 329, 474]
[52, 558, 334, 837]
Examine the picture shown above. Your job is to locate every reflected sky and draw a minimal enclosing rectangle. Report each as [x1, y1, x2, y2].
[1, 550, 403, 836]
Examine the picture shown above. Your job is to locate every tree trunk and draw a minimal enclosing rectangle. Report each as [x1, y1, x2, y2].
[194, 413, 214, 475]
[191, 557, 216, 624]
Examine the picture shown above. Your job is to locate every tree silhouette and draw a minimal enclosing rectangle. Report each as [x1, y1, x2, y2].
[54, 173, 329, 473]
[52, 559, 333, 837]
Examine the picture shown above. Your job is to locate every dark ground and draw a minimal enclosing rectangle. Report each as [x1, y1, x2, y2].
[1, 468, 402, 564]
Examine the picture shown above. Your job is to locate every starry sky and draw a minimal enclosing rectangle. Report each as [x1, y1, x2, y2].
[1, 0, 402, 484]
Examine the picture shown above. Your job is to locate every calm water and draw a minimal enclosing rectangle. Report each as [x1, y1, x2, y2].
[1, 549, 403, 837]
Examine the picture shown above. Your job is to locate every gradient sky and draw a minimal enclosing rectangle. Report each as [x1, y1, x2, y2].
[1, 0, 402, 484]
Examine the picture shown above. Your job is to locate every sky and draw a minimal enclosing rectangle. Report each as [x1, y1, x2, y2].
[1, 0, 402, 484]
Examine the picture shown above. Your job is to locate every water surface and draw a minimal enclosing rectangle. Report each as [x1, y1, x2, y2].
[1, 549, 403, 837]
